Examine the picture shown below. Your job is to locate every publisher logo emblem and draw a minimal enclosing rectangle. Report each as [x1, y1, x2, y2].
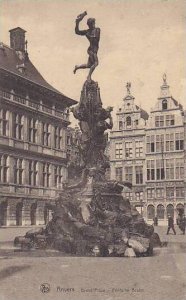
[40, 283, 50, 293]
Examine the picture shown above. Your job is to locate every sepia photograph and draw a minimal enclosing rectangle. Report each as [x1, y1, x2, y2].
[0, 0, 186, 299]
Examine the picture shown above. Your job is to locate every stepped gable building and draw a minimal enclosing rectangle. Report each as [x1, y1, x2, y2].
[145, 75, 184, 223]
[184, 111, 186, 214]
[0, 27, 77, 226]
[110, 82, 148, 214]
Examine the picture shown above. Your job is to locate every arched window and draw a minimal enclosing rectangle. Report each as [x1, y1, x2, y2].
[162, 99, 167, 110]
[147, 205, 155, 219]
[166, 204, 174, 218]
[16, 202, 23, 226]
[157, 204, 165, 219]
[0, 154, 9, 183]
[119, 121, 123, 130]
[176, 203, 184, 216]
[126, 116, 131, 127]
[30, 203, 37, 225]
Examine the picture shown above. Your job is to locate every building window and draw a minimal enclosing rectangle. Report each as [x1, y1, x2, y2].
[157, 204, 165, 219]
[176, 187, 184, 198]
[162, 99, 167, 110]
[0, 109, 8, 136]
[156, 188, 164, 198]
[147, 160, 155, 180]
[0, 154, 9, 183]
[67, 149, 71, 160]
[54, 166, 63, 187]
[115, 167, 123, 182]
[156, 134, 164, 153]
[175, 158, 184, 179]
[166, 187, 174, 199]
[125, 166, 132, 183]
[155, 115, 164, 127]
[54, 127, 63, 149]
[125, 142, 132, 158]
[135, 166, 143, 184]
[28, 118, 37, 143]
[67, 135, 71, 146]
[126, 116, 131, 127]
[156, 159, 165, 180]
[175, 132, 184, 150]
[115, 142, 123, 159]
[14, 158, 23, 184]
[42, 163, 51, 187]
[119, 121, 123, 130]
[165, 159, 174, 179]
[176, 203, 184, 215]
[147, 205, 155, 219]
[166, 204, 174, 218]
[165, 133, 174, 152]
[42, 123, 50, 147]
[125, 192, 132, 201]
[147, 188, 155, 199]
[135, 191, 143, 201]
[135, 141, 143, 157]
[28, 161, 38, 186]
[146, 135, 155, 153]
[166, 115, 174, 126]
[13, 113, 23, 140]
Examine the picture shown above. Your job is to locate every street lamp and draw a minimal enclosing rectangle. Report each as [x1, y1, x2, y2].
[140, 199, 143, 217]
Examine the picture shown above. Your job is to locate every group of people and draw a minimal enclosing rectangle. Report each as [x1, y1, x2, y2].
[153, 214, 186, 235]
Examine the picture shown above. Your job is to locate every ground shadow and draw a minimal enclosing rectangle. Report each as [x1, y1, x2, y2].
[0, 265, 31, 281]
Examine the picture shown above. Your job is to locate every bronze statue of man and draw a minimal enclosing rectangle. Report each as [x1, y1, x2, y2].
[73, 11, 100, 82]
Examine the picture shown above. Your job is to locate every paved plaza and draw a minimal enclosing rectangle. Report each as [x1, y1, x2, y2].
[0, 225, 185, 300]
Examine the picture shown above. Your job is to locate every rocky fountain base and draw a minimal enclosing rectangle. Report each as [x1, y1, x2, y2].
[14, 80, 158, 257]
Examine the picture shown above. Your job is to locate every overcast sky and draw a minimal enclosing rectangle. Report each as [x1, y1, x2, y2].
[1, 0, 186, 125]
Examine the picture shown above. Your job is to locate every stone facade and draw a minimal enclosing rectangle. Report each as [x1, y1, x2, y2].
[110, 83, 148, 216]
[110, 77, 185, 224]
[145, 75, 184, 224]
[0, 27, 76, 226]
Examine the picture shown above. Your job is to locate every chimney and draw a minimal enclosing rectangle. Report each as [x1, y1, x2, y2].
[9, 27, 26, 52]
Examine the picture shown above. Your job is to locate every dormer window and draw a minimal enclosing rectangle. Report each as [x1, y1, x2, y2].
[0, 43, 5, 51]
[126, 116, 131, 127]
[16, 63, 26, 74]
[162, 99, 167, 110]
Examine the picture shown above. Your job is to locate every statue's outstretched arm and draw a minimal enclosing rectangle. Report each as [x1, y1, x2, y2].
[75, 12, 88, 36]
[75, 20, 88, 36]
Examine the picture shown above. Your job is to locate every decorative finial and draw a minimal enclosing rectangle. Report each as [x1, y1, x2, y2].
[126, 82, 131, 95]
[163, 73, 167, 85]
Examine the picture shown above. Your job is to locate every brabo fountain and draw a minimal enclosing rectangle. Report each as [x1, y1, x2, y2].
[15, 12, 157, 257]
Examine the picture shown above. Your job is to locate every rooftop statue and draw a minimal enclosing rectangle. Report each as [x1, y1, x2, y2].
[73, 11, 100, 82]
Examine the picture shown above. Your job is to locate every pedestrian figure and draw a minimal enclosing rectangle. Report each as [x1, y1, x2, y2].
[179, 215, 186, 235]
[153, 215, 158, 226]
[166, 214, 176, 235]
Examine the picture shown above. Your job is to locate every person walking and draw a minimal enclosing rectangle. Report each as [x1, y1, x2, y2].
[153, 215, 158, 226]
[166, 214, 176, 235]
[179, 215, 186, 235]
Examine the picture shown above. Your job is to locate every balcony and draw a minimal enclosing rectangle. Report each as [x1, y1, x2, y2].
[0, 89, 69, 122]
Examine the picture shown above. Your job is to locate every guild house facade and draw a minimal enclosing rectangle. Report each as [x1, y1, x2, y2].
[110, 77, 185, 224]
[110, 82, 149, 215]
[0, 27, 77, 226]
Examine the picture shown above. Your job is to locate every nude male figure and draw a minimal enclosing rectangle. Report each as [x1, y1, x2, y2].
[73, 11, 100, 82]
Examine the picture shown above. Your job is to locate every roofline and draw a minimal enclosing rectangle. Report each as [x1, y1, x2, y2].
[0, 67, 77, 106]
[9, 27, 26, 33]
